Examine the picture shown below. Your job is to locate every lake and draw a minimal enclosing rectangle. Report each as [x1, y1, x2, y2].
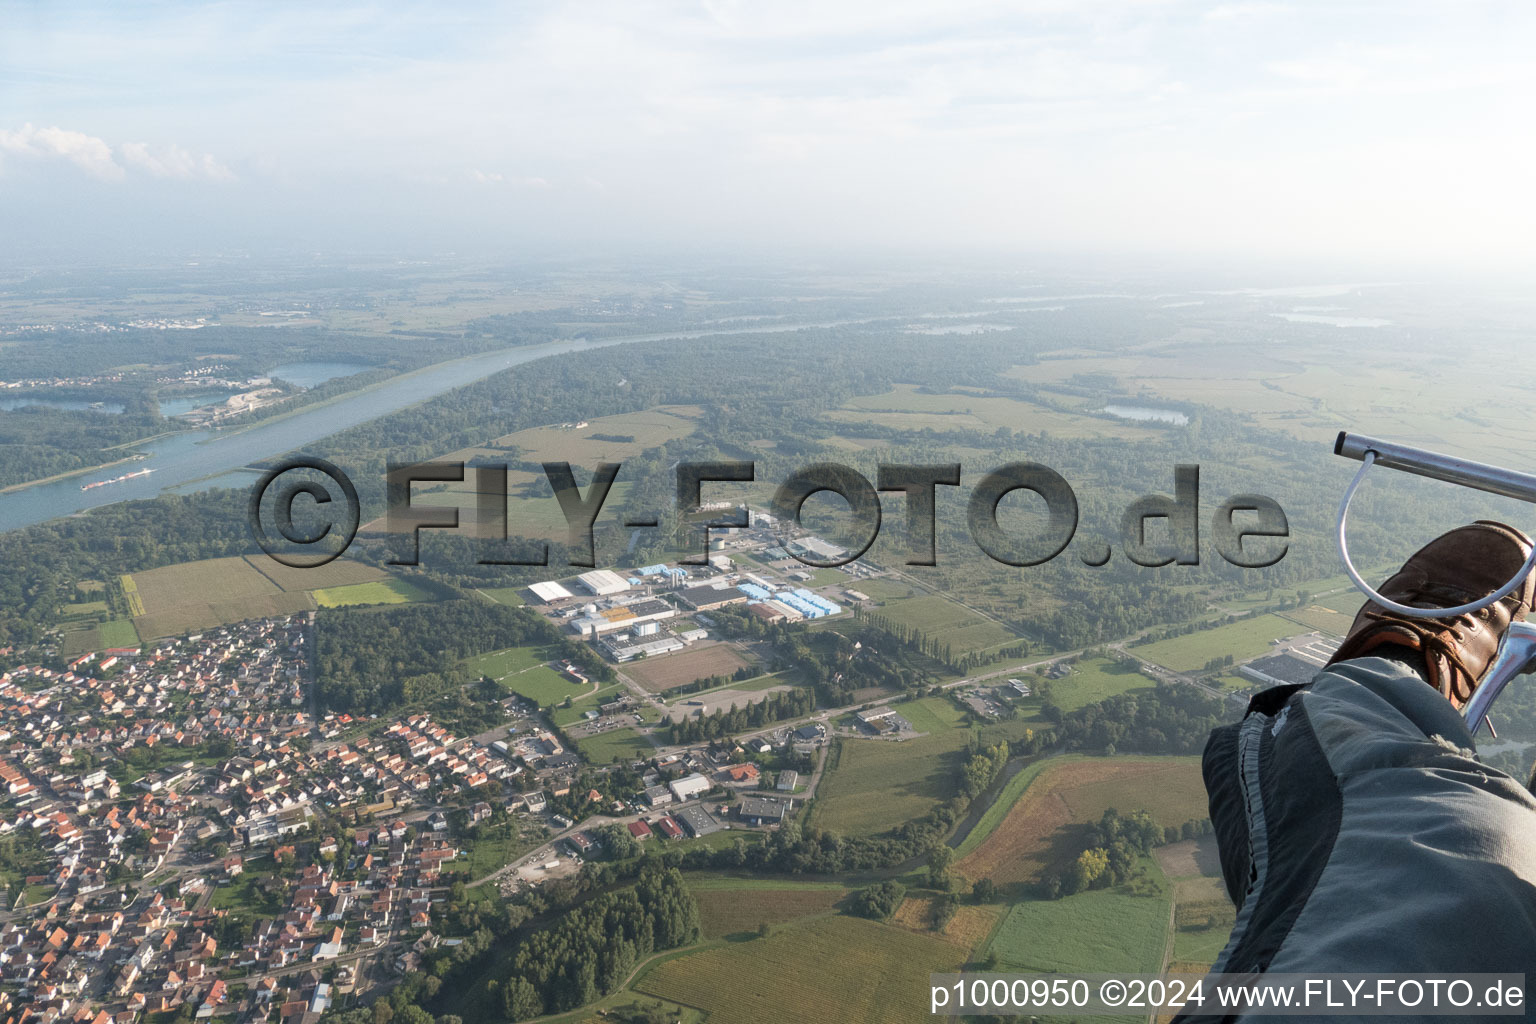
[268, 361, 373, 388]
[1101, 404, 1190, 425]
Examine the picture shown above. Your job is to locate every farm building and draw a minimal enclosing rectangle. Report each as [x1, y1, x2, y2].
[668, 772, 712, 802]
[675, 805, 722, 838]
[736, 796, 790, 826]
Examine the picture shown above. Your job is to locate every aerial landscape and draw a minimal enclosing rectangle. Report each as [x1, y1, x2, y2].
[3, 2, 1535, 1023]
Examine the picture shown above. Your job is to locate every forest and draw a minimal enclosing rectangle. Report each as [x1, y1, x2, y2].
[313, 599, 613, 713]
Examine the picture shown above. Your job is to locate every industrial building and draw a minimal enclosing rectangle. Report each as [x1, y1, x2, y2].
[678, 583, 749, 611]
[668, 772, 712, 802]
[674, 805, 722, 838]
[736, 795, 790, 826]
[789, 537, 845, 563]
[570, 597, 677, 636]
[577, 569, 630, 596]
[602, 633, 687, 662]
[528, 580, 574, 603]
[771, 588, 842, 619]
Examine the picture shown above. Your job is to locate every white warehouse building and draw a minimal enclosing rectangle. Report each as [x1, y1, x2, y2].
[668, 772, 712, 802]
[577, 570, 630, 596]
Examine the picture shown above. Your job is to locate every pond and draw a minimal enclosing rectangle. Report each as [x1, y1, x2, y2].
[1101, 404, 1190, 425]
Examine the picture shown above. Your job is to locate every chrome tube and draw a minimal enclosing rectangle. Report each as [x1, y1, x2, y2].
[1463, 622, 1536, 736]
[1334, 432, 1536, 503]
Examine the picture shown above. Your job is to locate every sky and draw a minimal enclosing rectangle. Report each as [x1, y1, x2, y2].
[1, 1, 1534, 272]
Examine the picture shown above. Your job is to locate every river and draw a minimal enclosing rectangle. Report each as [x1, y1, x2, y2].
[0, 318, 896, 534]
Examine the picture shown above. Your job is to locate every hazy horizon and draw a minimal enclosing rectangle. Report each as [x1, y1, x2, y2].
[3, 1, 1535, 276]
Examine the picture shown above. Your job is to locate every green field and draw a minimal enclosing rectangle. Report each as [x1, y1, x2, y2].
[985, 883, 1171, 975]
[462, 832, 534, 880]
[98, 618, 141, 648]
[464, 644, 588, 707]
[891, 695, 967, 733]
[573, 727, 654, 764]
[210, 868, 283, 920]
[1134, 614, 1306, 673]
[1046, 657, 1154, 711]
[1278, 603, 1355, 636]
[313, 577, 438, 607]
[875, 593, 1017, 656]
[827, 383, 1159, 440]
[812, 728, 972, 836]
[633, 914, 968, 1024]
[58, 600, 109, 620]
[1172, 877, 1237, 964]
[550, 684, 626, 727]
[688, 879, 848, 938]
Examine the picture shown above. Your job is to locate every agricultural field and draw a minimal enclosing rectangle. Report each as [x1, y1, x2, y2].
[120, 555, 415, 640]
[573, 727, 654, 764]
[623, 644, 752, 692]
[890, 895, 1000, 953]
[1157, 837, 1236, 966]
[632, 914, 969, 1024]
[956, 755, 1205, 886]
[869, 592, 1018, 657]
[312, 577, 438, 607]
[58, 616, 142, 657]
[243, 555, 387, 593]
[893, 695, 968, 734]
[98, 618, 141, 648]
[1133, 614, 1307, 673]
[489, 405, 701, 463]
[464, 645, 582, 707]
[826, 383, 1161, 440]
[1278, 603, 1355, 636]
[812, 727, 973, 836]
[688, 880, 847, 939]
[1045, 657, 1155, 712]
[984, 885, 1171, 977]
[125, 557, 314, 639]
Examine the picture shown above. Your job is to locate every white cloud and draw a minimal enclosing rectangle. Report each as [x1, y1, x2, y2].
[0, 123, 123, 179]
[120, 142, 236, 181]
[0, 124, 233, 181]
